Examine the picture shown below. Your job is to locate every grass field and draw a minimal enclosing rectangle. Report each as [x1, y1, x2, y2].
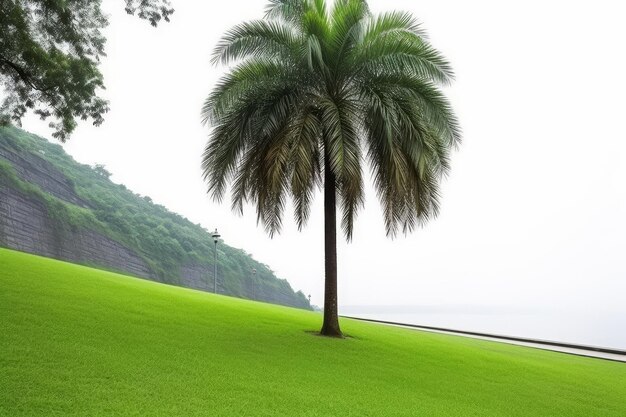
[1, 247, 625, 416]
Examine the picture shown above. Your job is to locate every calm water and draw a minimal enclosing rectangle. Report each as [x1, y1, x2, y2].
[340, 305, 626, 350]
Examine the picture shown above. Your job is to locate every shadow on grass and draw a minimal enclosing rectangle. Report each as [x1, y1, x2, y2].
[304, 330, 358, 340]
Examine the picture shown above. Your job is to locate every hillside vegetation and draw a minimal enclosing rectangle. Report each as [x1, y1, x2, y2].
[0, 127, 309, 309]
[1, 248, 625, 416]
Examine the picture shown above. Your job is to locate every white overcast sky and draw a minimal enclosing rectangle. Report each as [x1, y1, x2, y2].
[19, 0, 626, 312]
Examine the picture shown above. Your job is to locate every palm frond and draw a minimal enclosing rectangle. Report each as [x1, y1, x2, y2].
[211, 20, 300, 66]
[319, 95, 364, 239]
[359, 72, 461, 147]
[358, 10, 426, 44]
[359, 78, 452, 236]
[351, 25, 454, 85]
[202, 58, 299, 125]
[328, 0, 370, 67]
[265, 0, 306, 23]
[288, 109, 323, 230]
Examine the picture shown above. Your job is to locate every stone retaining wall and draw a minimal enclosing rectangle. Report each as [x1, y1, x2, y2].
[0, 186, 153, 279]
[0, 146, 88, 207]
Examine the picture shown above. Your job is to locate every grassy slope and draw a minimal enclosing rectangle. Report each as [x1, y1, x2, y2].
[1, 248, 625, 417]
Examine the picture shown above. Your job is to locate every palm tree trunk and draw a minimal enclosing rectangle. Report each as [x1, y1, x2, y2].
[320, 150, 342, 337]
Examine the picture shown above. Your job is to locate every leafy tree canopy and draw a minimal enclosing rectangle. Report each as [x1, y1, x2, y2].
[0, 0, 174, 141]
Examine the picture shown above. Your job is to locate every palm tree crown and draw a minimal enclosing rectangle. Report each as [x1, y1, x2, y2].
[202, 0, 460, 238]
[202, 0, 460, 336]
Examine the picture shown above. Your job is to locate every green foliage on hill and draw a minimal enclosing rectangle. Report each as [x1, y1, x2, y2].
[0, 127, 310, 309]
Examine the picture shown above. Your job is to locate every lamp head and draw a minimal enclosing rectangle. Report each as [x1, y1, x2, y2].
[211, 228, 221, 243]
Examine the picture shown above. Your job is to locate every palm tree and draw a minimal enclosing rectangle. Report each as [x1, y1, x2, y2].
[202, 0, 460, 337]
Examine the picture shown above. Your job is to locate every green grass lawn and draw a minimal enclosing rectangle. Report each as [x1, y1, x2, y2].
[1, 248, 625, 416]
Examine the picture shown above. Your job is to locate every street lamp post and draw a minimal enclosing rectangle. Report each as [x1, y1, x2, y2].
[251, 268, 257, 299]
[211, 228, 220, 293]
